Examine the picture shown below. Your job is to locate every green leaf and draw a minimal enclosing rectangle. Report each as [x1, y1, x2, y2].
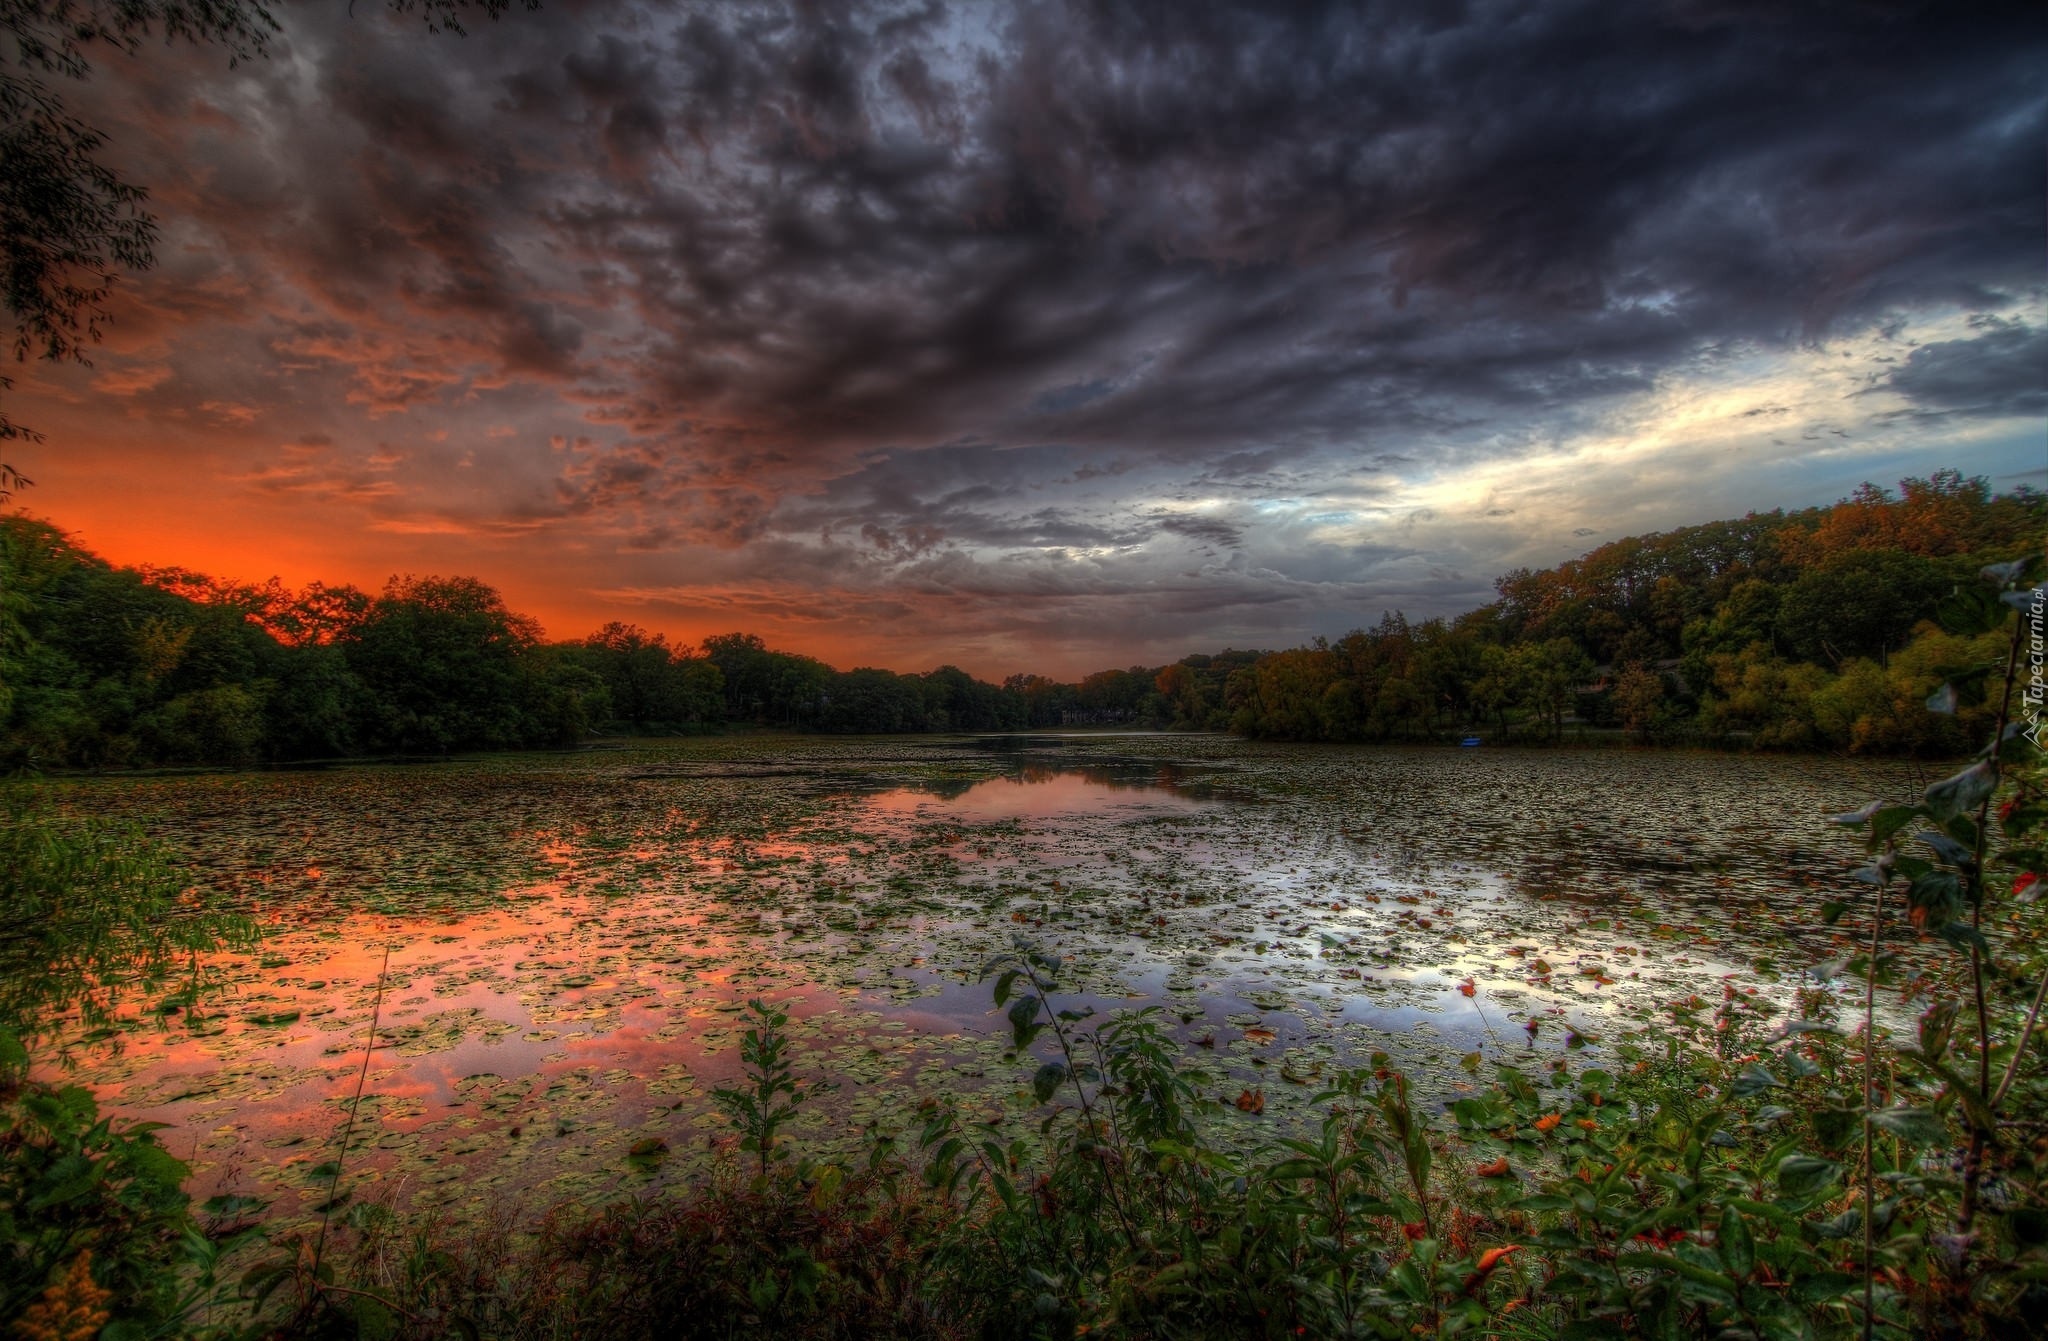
[346, 1292, 398, 1341]
[1777, 1154, 1842, 1198]
[1790, 1271, 1861, 1304]
[1819, 901, 1848, 925]
[1918, 999, 1958, 1061]
[1870, 1106, 1949, 1148]
[1006, 997, 1042, 1048]
[1908, 870, 1964, 926]
[1870, 806, 1923, 847]
[1920, 831, 1974, 867]
[1729, 1064, 1779, 1098]
[1718, 1206, 1754, 1279]
[1616, 1251, 1736, 1305]
[1389, 1260, 1429, 1304]
[1031, 1061, 1068, 1104]
[1924, 762, 1996, 820]
[1937, 921, 1989, 955]
[1938, 583, 2007, 635]
[1511, 1193, 1575, 1212]
[1894, 1051, 1997, 1131]
[1809, 1106, 1861, 1151]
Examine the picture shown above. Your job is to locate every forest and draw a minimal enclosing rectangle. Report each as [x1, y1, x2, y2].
[0, 469, 2038, 769]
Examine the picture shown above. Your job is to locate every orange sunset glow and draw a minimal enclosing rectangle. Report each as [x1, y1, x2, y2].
[5, 1, 2042, 679]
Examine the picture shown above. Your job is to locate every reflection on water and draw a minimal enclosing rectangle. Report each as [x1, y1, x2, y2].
[875, 761, 1221, 819]
[42, 737, 1920, 1231]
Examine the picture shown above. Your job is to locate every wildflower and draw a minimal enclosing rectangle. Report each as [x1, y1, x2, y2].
[13, 1252, 111, 1341]
[1474, 1245, 1520, 1272]
[1461, 1244, 1522, 1295]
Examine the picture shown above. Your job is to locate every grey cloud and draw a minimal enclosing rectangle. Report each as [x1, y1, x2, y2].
[1151, 513, 1244, 549]
[30, 0, 2046, 672]
[117, 0, 2046, 489]
[1887, 322, 2048, 418]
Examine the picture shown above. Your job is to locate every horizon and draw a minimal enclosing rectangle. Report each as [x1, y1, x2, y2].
[8, 2, 2044, 681]
[7, 465, 2033, 684]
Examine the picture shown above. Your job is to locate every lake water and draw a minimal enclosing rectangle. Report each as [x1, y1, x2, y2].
[45, 734, 1928, 1231]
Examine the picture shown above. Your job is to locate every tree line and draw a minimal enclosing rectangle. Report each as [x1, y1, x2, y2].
[1226, 470, 2041, 753]
[0, 470, 2037, 768]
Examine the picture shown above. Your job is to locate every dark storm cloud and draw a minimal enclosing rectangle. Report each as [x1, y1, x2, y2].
[1885, 320, 2048, 419]
[22, 0, 2043, 673]
[431, 0, 2040, 529]
[125, 0, 2046, 477]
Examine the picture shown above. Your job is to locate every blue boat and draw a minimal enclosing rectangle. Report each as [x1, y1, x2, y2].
[1459, 736, 1482, 747]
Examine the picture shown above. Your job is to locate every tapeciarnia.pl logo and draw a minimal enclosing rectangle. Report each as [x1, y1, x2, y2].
[2022, 583, 2044, 749]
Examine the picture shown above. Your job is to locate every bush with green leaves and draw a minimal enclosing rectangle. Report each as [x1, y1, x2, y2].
[0, 791, 255, 1070]
[0, 800, 254, 1337]
[0, 1083, 255, 1341]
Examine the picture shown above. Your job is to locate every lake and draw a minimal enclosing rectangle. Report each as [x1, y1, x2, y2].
[45, 734, 1927, 1233]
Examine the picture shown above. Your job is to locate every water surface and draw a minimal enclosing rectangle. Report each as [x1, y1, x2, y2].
[49, 736, 1928, 1228]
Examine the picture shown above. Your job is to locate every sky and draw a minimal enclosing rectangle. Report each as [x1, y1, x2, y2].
[8, 0, 2045, 679]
